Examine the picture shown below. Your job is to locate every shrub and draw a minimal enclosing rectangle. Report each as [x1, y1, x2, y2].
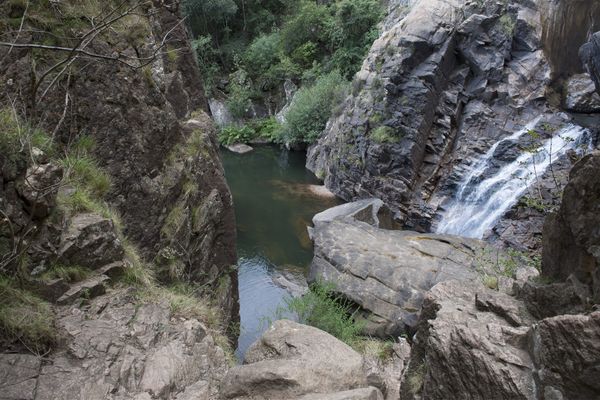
[279, 70, 349, 145]
[244, 32, 282, 74]
[218, 124, 257, 145]
[281, 280, 364, 346]
[0, 276, 57, 353]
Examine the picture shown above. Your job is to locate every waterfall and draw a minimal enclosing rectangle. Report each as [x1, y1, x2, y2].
[436, 120, 593, 238]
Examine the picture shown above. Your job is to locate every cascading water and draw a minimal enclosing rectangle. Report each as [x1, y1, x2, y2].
[436, 120, 593, 238]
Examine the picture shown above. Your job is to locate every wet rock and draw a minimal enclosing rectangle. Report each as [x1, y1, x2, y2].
[532, 312, 600, 399]
[17, 162, 63, 219]
[58, 213, 124, 269]
[226, 143, 253, 154]
[271, 269, 309, 298]
[309, 202, 502, 337]
[542, 152, 600, 302]
[563, 74, 600, 113]
[221, 320, 368, 399]
[401, 280, 535, 400]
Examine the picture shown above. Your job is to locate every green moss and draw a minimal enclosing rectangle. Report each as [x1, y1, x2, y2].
[499, 14, 516, 36]
[0, 276, 57, 353]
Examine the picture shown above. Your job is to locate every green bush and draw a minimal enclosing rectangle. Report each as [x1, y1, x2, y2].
[244, 32, 282, 73]
[279, 70, 349, 144]
[282, 280, 364, 346]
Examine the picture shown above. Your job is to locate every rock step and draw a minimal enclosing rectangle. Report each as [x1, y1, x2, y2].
[56, 275, 110, 305]
[297, 387, 383, 400]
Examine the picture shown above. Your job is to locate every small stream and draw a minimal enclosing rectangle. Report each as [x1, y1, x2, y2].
[220, 146, 340, 360]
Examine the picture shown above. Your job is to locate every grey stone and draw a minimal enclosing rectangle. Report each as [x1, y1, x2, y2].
[56, 275, 110, 305]
[58, 213, 124, 269]
[0, 354, 41, 400]
[220, 320, 368, 399]
[563, 74, 600, 113]
[226, 143, 253, 154]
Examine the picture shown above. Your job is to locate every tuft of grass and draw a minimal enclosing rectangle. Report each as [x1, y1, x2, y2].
[0, 276, 57, 353]
[120, 239, 155, 288]
[280, 281, 365, 347]
[161, 203, 187, 240]
[60, 154, 111, 198]
[40, 263, 90, 283]
[353, 338, 395, 361]
[371, 126, 398, 143]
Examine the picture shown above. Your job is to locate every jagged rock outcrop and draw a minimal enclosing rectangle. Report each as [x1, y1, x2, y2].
[0, 289, 229, 400]
[401, 280, 535, 400]
[309, 200, 511, 337]
[307, 0, 598, 245]
[220, 320, 383, 400]
[542, 152, 600, 303]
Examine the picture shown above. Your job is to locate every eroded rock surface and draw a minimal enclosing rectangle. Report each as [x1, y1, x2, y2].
[0, 289, 229, 400]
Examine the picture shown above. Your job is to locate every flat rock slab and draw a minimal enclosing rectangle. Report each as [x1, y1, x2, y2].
[226, 144, 253, 154]
[309, 217, 500, 337]
[298, 387, 383, 400]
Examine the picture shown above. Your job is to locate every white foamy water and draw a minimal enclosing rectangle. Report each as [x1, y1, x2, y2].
[437, 121, 593, 238]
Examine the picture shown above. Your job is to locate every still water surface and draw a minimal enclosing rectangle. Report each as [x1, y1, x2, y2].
[220, 146, 339, 360]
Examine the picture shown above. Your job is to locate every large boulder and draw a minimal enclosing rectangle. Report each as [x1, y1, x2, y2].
[542, 152, 600, 302]
[309, 200, 504, 337]
[400, 280, 535, 400]
[58, 213, 124, 269]
[220, 320, 372, 399]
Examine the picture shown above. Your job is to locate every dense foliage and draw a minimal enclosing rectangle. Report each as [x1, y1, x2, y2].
[183, 0, 382, 145]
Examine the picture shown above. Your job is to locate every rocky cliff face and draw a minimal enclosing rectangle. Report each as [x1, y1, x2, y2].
[307, 0, 599, 248]
[0, 0, 237, 318]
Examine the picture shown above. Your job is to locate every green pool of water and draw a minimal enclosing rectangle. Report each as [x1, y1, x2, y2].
[220, 145, 340, 359]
